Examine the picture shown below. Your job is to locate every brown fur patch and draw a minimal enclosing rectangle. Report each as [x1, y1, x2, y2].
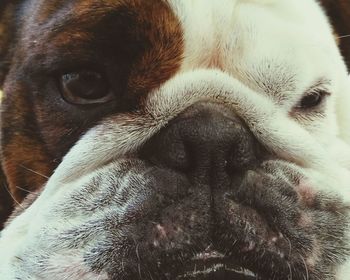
[2, 135, 53, 198]
[124, 0, 184, 98]
[26, 0, 184, 102]
[0, 0, 184, 213]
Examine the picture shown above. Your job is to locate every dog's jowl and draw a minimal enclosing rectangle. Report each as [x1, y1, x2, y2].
[1, 0, 350, 279]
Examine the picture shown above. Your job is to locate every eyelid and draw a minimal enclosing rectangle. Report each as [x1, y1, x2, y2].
[306, 87, 331, 96]
[292, 81, 332, 112]
[304, 79, 332, 96]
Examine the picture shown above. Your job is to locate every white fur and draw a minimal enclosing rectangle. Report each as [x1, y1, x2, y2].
[1, 0, 350, 278]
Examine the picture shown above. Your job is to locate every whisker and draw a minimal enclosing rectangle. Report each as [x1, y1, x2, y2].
[287, 261, 293, 280]
[15, 185, 38, 195]
[19, 164, 49, 179]
[284, 236, 292, 258]
[338, 34, 350, 39]
[3, 183, 25, 210]
[300, 255, 309, 280]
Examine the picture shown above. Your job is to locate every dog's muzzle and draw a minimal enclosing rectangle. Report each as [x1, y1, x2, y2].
[81, 102, 340, 280]
[3, 99, 345, 280]
[101, 102, 270, 279]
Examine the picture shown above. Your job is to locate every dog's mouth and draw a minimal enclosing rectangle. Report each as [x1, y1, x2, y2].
[84, 160, 328, 280]
[174, 250, 259, 279]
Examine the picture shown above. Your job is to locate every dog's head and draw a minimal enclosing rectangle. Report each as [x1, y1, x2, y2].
[1, 0, 350, 279]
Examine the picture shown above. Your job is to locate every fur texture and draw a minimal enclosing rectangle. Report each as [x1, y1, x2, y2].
[1, 0, 350, 279]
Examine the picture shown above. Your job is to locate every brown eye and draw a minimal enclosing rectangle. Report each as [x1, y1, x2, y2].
[297, 90, 328, 109]
[60, 71, 113, 104]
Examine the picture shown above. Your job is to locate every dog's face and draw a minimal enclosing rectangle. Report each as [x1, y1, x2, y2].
[1, 0, 350, 279]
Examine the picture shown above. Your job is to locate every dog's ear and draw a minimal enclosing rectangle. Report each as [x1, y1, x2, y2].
[319, 0, 350, 69]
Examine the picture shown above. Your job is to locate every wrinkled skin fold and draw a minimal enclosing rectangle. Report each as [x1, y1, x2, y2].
[1, 0, 350, 279]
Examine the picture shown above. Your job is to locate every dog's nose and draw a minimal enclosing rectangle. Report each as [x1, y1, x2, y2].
[141, 102, 258, 185]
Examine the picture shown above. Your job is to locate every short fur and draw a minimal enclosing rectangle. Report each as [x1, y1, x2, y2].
[1, 0, 350, 279]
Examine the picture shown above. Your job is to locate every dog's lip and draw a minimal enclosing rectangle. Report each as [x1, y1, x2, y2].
[173, 250, 260, 280]
[192, 249, 226, 260]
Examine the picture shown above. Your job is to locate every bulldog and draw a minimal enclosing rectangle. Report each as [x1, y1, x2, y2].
[1, 0, 350, 279]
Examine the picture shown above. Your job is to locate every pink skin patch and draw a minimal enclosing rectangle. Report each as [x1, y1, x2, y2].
[152, 224, 167, 247]
[306, 240, 322, 269]
[297, 179, 317, 207]
[297, 212, 314, 228]
[156, 224, 168, 239]
[241, 241, 256, 253]
[152, 223, 185, 248]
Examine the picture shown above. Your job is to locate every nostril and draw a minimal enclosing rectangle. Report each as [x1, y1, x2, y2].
[140, 130, 193, 173]
[160, 140, 193, 172]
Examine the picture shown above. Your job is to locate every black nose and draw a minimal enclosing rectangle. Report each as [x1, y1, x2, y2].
[141, 102, 258, 185]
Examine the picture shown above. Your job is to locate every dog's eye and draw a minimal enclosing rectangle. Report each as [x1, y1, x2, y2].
[297, 89, 328, 110]
[60, 71, 113, 105]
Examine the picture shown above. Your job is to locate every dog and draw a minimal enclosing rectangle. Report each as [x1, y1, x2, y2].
[1, 0, 350, 279]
